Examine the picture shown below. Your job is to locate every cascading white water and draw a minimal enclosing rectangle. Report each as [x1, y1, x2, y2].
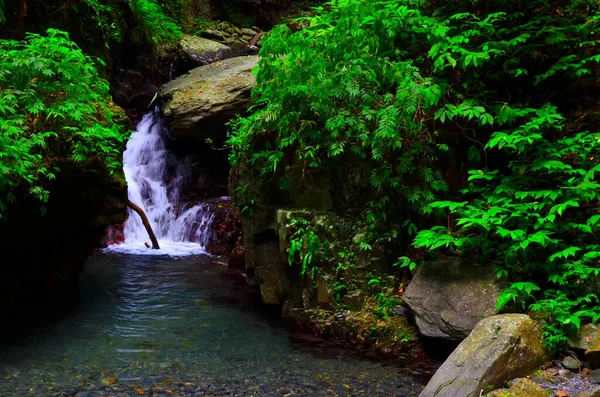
[105, 111, 214, 256]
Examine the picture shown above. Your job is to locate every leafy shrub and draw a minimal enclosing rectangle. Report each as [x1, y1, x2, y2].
[69, 0, 182, 47]
[129, 0, 183, 46]
[232, 0, 600, 349]
[0, 29, 129, 215]
[406, 0, 600, 349]
[227, 0, 449, 242]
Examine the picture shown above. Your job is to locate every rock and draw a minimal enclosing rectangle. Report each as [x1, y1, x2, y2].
[393, 306, 408, 316]
[589, 369, 600, 384]
[229, 39, 252, 57]
[570, 324, 600, 351]
[161, 56, 259, 143]
[485, 378, 548, 397]
[586, 341, 600, 369]
[285, 166, 333, 211]
[317, 276, 333, 310]
[201, 29, 227, 42]
[563, 356, 582, 370]
[576, 386, 600, 397]
[241, 28, 258, 36]
[342, 291, 365, 311]
[402, 257, 505, 340]
[420, 314, 548, 397]
[180, 34, 233, 66]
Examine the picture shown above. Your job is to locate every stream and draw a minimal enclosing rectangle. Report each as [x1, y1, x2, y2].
[0, 253, 423, 396]
[0, 111, 424, 396]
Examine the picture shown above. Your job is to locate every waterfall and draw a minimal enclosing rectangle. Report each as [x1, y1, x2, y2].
[105, 111, 214, 256]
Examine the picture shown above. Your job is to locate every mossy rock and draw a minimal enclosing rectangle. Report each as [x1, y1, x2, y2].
[421, 314, 549, 397]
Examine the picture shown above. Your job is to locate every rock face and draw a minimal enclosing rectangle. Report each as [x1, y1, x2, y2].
[586, 341, 600, 369]
[180, 34, 234, 66]
[420, 314, 548, 397]
[161, 56, 259, 142]
[570, 323, 600, 350]
[402, 257, 505, 341]
[0, 160, 128, 329]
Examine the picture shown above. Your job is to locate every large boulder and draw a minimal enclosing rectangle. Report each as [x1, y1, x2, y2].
[420, 314, 548, 397]
[402, 257, 505, 340]
[180, 34, 234, 66]
[161, 56, 259, 142]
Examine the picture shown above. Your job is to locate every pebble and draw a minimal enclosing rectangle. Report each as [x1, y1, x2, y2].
[563, 356, 582, 370]
[590, 369, 600, 384]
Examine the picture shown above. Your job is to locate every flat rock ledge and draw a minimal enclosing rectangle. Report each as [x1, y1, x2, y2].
[420, 314, 548, 397]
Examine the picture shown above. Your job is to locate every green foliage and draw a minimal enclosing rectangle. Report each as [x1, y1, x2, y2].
[373, 292, 401, 320]
[78, 0, 124, 45]
[229, 0, 600, 349]
[286, 217, 330, 277]
[129, 0, 183, 46]
[409, 0, 600, 349]
[228, 0, 449, 243]
[0, 29, 129, 215]
[72, 0, 182, 47]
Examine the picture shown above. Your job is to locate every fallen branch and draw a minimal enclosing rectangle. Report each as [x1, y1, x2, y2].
[127, 200, 160, 250]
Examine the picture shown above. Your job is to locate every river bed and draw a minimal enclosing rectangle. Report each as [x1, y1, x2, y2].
[0, 253, 423, 396]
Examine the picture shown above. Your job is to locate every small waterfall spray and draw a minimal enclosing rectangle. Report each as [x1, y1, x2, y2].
[106, 111, 214, 255]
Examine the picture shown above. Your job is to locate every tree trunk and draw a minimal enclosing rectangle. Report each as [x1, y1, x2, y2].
[127, 200, 160, 250]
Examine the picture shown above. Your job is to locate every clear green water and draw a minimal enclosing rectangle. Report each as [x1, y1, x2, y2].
[0, 254, 422, 396]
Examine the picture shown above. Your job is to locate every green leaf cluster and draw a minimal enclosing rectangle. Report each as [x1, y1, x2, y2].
[411, 0, 600, 349]
[51, 0, 183, 47]
[0, 29, 129, 215]
[231, 0, 600, 349]
[227, 0, 449, 241]
[286, 217, 330, 277]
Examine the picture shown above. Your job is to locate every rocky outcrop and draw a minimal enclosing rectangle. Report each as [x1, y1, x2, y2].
[402, 257, 505, 341]
[420, 314, 548, 397]
[161, 56, 259, 142]
[0, 159, 128, 328]
[196, 22, 262, 57]
[180, 34, 234, 66]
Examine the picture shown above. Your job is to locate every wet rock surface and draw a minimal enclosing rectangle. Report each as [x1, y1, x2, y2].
[201, 198, 244, 258]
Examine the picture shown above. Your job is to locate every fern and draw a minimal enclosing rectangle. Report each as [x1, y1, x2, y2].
[0, 29, 129, 215]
